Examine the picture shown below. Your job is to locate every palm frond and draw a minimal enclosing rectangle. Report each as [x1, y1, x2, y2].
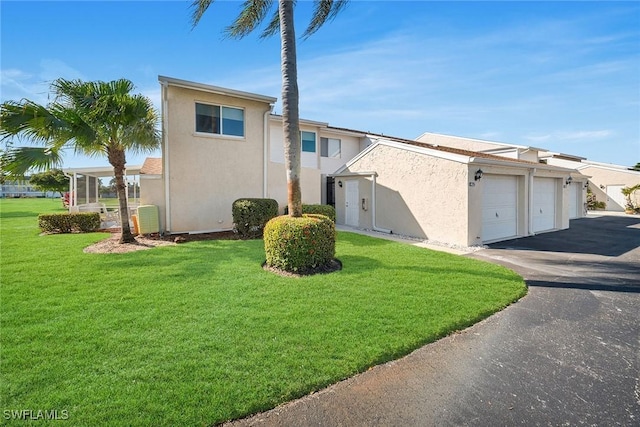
[260, 8, 281, 38]
[0, 100, 64, 144]
[225, 0, 274, 39]
[303, 0, 348, 39]
[191, 0, 216, 28]
[3, 146, 64, 176]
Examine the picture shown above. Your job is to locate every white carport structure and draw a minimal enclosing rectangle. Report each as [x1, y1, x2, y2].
[63, 165, 142, 206]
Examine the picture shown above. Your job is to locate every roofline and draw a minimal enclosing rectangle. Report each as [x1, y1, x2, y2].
[62, 165, 142, 177]
[539, 151, 587, 161]
[416, 131, 547, 152]
[269, 114, 328, 128]
[577, 162, 640, 175]
[334, 137, 577, 175]
[158, 75, 277, 104]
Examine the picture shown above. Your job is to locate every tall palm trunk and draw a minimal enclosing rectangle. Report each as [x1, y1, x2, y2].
[108, 146, 136, 243]
[279, 0, 302, 217]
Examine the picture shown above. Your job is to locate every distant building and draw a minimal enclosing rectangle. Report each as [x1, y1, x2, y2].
[0, 177, 56, 198]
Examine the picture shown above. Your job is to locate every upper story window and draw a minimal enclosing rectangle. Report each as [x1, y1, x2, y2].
[321, 137, 341, 158]
[301, 131, 316, 153]
[195, 103, 244, 137]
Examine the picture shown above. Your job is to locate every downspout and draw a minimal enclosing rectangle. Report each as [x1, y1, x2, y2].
[371, 173, 392, 234]
[528, 167, 536, 236]
[161, 80, 171, 233]
[263, 107, 273, 198]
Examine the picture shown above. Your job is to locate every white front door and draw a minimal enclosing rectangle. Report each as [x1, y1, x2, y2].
[568, 182, 579, 219]
[345, 180, 359, 227]
[482, 175, 518, 242]
[533, 177, 557, 232]
[606, 185, 625, 211]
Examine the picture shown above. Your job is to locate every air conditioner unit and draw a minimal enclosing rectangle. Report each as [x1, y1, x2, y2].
[136, 205, 159, 234]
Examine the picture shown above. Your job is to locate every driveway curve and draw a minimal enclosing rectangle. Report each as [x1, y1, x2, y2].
[227, 213, 640, 426]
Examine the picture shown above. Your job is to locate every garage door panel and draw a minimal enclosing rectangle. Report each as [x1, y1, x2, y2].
[482, 175, 518, 242]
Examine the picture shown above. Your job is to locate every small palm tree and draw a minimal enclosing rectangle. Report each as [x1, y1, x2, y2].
[0, 78, 160, 243]
[191, 0, 348, 217]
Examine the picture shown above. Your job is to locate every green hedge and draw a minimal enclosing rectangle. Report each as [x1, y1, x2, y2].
[232, 198, 279, 239]
[264, 214, 336, 273]
[283, 204, 336, 222]
[38, 213, 101, 234]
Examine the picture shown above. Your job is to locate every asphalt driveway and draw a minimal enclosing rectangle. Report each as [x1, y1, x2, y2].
[228, 213, 640, 426]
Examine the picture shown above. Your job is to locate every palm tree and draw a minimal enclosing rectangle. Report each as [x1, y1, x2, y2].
[0, 78, 160, 243]
[191, 0, 348, 217]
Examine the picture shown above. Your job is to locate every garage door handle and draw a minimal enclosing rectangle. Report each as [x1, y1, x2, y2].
[540, 209, 543, 213]
[495, 212, 499, 218]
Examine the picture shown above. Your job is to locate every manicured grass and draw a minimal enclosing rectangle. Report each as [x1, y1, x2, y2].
[0, 198, 526, 426]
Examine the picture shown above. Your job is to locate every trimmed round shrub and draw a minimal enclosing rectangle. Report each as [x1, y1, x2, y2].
[232, 198, 279, 238]
[264, 214, 336, 273]
[284, 204, 336, 222]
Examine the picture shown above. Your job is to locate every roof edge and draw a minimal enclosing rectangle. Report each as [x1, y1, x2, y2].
[158, 75, 277, 104]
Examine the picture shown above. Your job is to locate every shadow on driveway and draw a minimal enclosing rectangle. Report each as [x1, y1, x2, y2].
[488, 214, 640, 257]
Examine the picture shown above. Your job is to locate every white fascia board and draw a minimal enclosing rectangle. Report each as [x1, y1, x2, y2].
[330, 171, 377, 178]
[416, 131, 548, 151]
[372, 138, 472, 164]
[158, 75, 277, 104]
[63, 165, 142, 177]
[470, 157, 580, 175]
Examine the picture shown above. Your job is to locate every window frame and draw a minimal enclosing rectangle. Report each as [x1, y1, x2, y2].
[194, 102, 245, 138]
[321, 137, 341, 158]
[301, 131, 316, 153]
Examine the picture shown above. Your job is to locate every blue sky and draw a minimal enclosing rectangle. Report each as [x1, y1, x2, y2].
[1, 0, 639, 169]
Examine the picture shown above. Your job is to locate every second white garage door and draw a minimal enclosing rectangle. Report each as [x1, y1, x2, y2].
[533, 177, 557, 232]
[482, 175, 518, 242]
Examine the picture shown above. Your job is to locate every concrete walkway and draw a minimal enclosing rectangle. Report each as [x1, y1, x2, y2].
[227, 213, 640, 426]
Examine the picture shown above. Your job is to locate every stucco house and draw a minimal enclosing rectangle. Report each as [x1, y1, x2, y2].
[416, 132, 639, 213]
[137, 76, 586, 246]
[332, 135, 586, 247]
[539, 153, 640, 211]
[141, 76, 371, 233]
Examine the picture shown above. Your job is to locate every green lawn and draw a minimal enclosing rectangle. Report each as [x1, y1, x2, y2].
[0, 198, 526, 426]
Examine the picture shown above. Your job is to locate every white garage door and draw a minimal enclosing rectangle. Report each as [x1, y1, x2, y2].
[568, 182, 579, 219]
[533, 177, 557, 232]
[482, 175, 518, 242]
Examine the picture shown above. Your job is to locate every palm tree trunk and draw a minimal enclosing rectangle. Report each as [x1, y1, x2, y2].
[279, 0, 302, 217]
[108, 147, 136, 243]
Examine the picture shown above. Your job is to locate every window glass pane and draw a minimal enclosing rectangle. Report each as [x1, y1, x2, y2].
[221, 107, 244, 137]
[195, 103, 220, 134]
[301, 131, 316, 152]
[321, 137, 328, 157]
[321, 137, 341, 158]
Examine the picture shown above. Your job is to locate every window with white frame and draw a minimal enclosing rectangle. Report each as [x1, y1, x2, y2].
[195, 103, 244, 137]
[321, 137, 341, 158]
[301, 131, 316, 153]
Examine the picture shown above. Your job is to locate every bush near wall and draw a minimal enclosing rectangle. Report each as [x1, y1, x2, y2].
[283, 204, 336, 222]
[38, 213, 101, 233]
[264, 214, 336, 273]
[232, 198, 279, 239]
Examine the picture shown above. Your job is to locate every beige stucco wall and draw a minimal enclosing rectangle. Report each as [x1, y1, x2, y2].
[336, 144, 471, 246]
[164, 85, 272, 233]
[547, 158, 640, 210]
[267, 162, 321, 213]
